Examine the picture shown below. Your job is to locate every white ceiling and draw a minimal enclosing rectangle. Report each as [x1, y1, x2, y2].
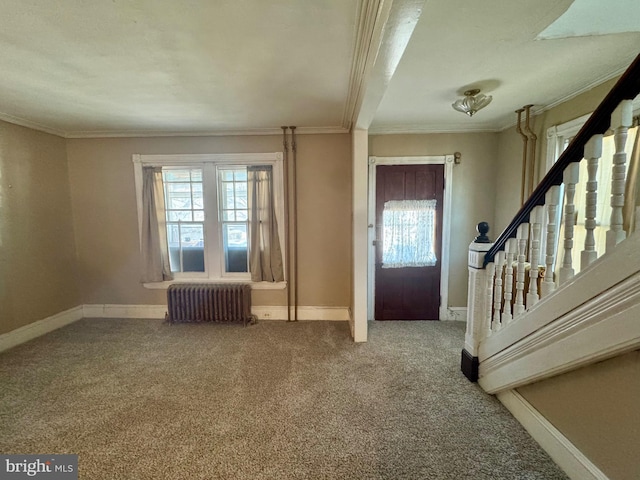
[371, 0, 640, 133]
[0, 0, 639, 137]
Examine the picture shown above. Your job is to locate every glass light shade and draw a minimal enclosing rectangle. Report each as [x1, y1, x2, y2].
[452, 90, 493, 117]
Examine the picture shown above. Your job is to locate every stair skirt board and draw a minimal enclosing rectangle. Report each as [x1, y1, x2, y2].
[497, 390, 609, 480]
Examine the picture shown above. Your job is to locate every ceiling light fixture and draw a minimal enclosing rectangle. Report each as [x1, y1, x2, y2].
[452, 88, 492, 117]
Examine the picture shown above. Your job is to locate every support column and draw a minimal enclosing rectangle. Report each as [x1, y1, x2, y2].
[352, 128, 369, 342]
[462, 222, 493, 382]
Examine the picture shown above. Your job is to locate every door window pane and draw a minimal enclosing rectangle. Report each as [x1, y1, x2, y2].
[382, 199, 437, 268]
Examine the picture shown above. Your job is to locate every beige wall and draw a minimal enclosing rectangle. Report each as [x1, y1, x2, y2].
[368, 132, 498, 307]
[66, 134, 352, 308]
[518, 350, 640, 480]
[494, 125, 524, 233]
[0, 121, 79, 335]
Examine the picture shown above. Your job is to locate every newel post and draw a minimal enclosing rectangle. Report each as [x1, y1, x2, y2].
[461, 222, 494, 382]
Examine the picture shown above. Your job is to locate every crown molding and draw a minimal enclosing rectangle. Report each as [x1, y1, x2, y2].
[0, 111, 67, 137]
[65, 125, 349, 139]
[497, 65, 628, 132]
[0, 115, 349, 139]
[368, 123, 501, 135]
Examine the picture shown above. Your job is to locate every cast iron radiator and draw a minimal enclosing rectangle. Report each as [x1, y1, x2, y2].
[166, 283, 255, 326]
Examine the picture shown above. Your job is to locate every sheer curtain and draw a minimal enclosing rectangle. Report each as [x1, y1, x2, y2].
[382, 199, 437, 268]
[248, 166, 284, 282]
[140, 167, 173, 282]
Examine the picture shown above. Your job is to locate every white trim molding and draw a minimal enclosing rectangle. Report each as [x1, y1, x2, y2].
[0, 303, 350, 353]
[368, 123, 499, 135]
[0, 115, 349, 139]
[142, 280, 287, 290]
[442, 307, 467, 322]
[498, 390, 609, 480]
[0, 306, 84, 353]
[251, 306, 350, 321]
[83, 304, 350, 322]
[67, 126, 349, 138]
[83, 304, 168, 319]
[479, 270, 640, 394]
[367, 155, 455, 321]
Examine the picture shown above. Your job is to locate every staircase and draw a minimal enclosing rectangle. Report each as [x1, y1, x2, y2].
[461, 53, 640, 479]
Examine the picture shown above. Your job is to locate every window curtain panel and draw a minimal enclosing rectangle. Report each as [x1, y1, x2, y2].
[140, 167, 173, 282]
[248, 166, 284, 282]
[382, 199, 437, 268]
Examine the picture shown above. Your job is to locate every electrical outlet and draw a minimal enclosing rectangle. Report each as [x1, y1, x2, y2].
[263, 312, 271, 318]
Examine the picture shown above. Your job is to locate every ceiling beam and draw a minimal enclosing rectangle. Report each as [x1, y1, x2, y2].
[343, 0, 426, 131]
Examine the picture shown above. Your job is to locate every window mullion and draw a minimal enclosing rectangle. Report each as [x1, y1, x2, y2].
[204, 163, 220, 278]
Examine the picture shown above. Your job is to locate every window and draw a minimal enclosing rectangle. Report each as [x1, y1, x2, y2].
[163, 168, 206, 273]
[219, 168, 249, 273]
[133, 153, 285, 283]
[547, 115, 638, 276]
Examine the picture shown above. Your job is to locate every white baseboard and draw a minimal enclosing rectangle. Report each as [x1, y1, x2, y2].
[497, 390, 609, 480]
[0, 304, 350, 353]
[251, 305, 350, 321]
[0, 306, 83, 353]
[83, 304, 167, 319]
[441, 307, 467, 321]
[82, 304, 350, 321]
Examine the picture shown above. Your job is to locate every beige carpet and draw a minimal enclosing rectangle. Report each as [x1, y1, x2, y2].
[0, 319, 568, 479]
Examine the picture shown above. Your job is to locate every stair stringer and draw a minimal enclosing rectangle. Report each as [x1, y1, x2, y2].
[477, 232, 640, 394]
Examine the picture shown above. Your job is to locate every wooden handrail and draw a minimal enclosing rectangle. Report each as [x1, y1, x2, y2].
[484, 52, 640, 266]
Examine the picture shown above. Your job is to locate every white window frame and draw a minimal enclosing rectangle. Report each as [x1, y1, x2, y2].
[545, 106, 639, 270]
[543, 113, 591, 260]
[132, 152, 286, 289]
[545, 112, 591, 173]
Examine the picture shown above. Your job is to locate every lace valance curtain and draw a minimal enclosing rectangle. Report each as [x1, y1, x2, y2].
[382, 199, 437, 268]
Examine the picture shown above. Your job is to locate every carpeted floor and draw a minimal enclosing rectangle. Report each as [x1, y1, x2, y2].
[0, 319, 568, 479]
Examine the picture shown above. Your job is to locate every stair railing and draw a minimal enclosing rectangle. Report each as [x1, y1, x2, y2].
[462, 52, 640, 382]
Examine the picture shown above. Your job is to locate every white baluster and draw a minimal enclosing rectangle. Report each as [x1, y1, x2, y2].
[541, 186, 561, 297]
[492, 251, 505, 332]
[514, 223, 529, 317]
[581, 134, 603, 269]
[527, 206, 544, 308]
[503, 238, 517, 324]
[606, 100, 633, 252]
[485, 262, 496, 337]
[559, 163, 580, 285]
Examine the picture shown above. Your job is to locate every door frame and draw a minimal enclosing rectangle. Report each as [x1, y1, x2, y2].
[367, 155, 455, 321]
